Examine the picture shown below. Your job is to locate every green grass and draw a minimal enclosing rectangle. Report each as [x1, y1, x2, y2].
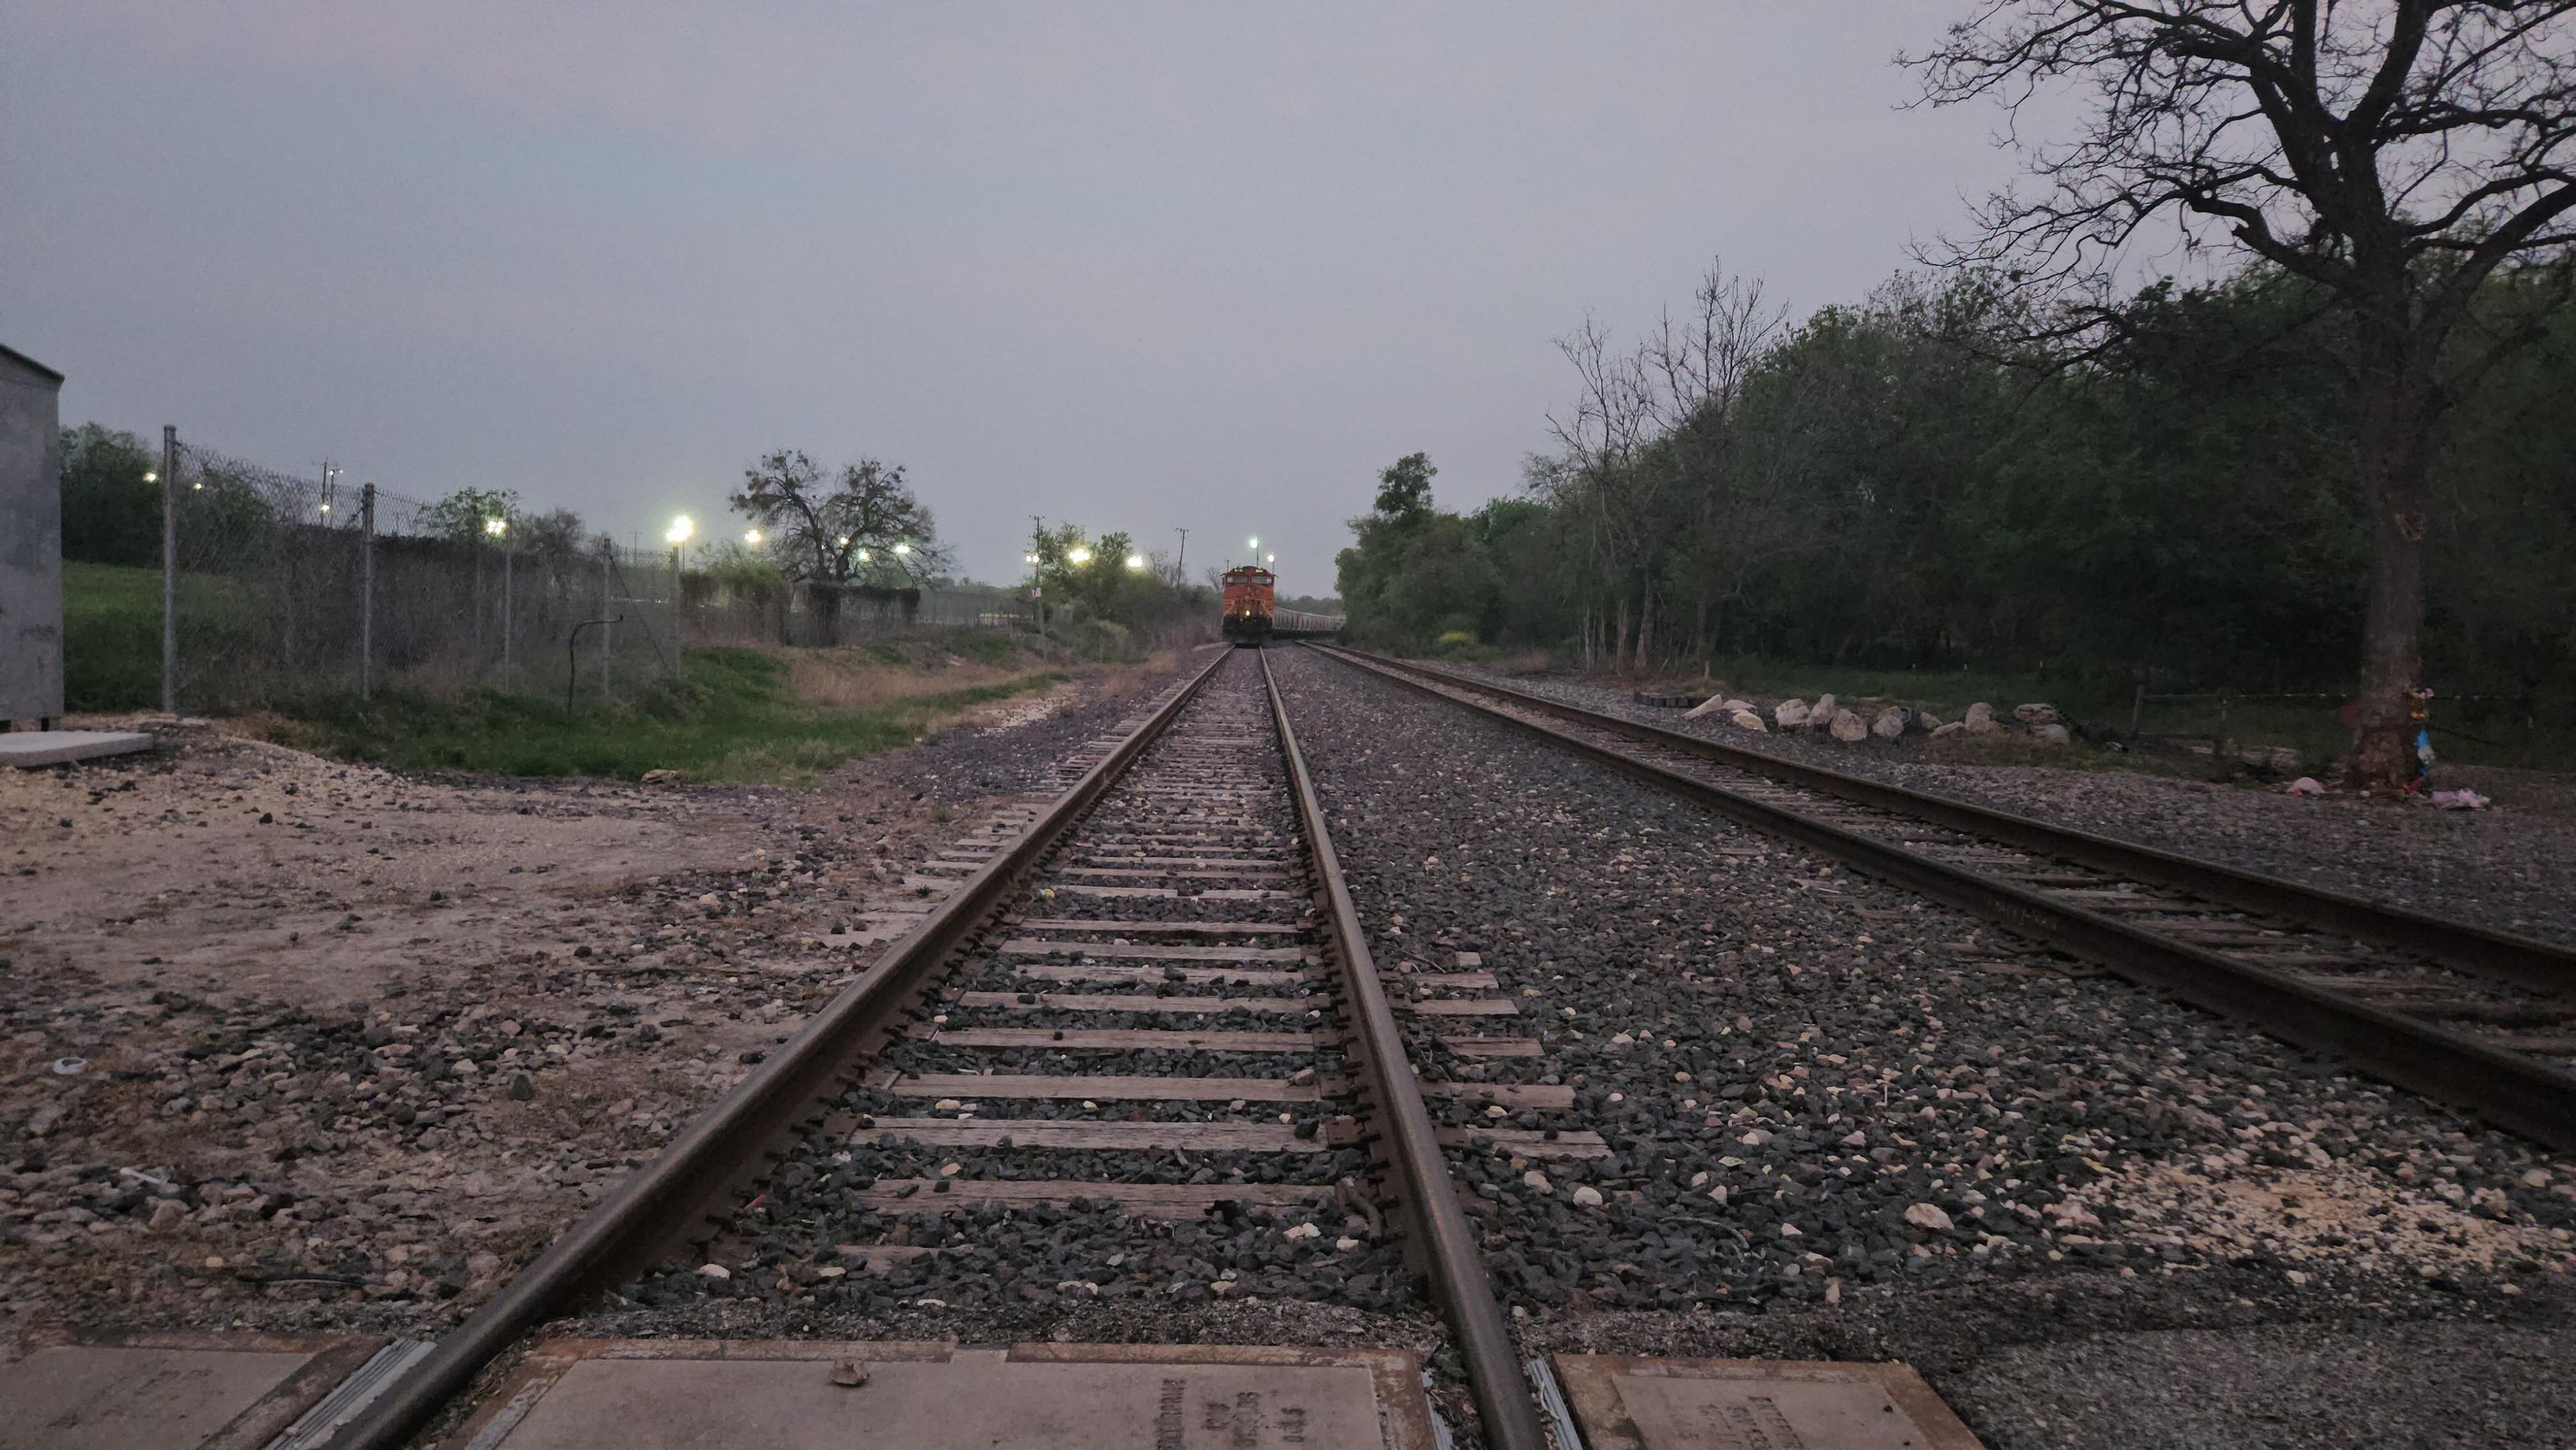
[63, 561, 164, 711]
[286, 646, 1063, 782]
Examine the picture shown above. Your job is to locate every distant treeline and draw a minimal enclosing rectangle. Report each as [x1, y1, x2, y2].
[1337, 266, 2574, 700]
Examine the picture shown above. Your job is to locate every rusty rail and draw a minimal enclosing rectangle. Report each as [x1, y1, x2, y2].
[1259, 651, 1550, 1450]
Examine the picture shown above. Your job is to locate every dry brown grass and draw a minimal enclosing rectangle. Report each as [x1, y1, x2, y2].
[781, 648, 1047, 709]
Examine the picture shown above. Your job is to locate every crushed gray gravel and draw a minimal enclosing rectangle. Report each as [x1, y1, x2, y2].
[1452, 659, 2576, 950]
[1274, 645, 2576, 1447]
[590, 652, 1448, 1364]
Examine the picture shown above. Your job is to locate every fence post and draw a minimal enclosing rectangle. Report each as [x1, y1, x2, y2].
[501, 530, 514, 687]
[160, 425, 177, 714]
[359, 483, 376, 698]
[599, 544, 614, 703]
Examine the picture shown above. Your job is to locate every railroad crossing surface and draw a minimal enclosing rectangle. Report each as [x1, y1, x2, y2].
[0, 1334, 1984, 1449]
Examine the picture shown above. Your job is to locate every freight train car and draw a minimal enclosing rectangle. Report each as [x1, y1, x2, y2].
[1221, 565, 1275, 645]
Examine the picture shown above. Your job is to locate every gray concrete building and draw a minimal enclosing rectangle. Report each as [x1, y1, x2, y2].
[1, 343, 68, 725]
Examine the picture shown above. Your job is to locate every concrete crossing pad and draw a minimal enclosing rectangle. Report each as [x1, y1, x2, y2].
[1549, 1356, 1985, 1450]
[447, 1340, 1438, 1449]
[0, 1333, 384, 1450]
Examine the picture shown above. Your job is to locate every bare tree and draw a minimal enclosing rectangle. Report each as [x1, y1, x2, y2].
[1546, 261, 1788, 671]
[1912, 1, 2576, 789]
[731, 449, 951, 585]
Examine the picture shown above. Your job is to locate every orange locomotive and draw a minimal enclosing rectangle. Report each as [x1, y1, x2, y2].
[1221, 565, 1275, 645]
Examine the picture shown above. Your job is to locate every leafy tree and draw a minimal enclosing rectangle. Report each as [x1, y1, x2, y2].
[1911, 0, 2576, 786]
[1373, 453, 1437, 522]
[58, 423, 160, 566]
[416, 488, 521, 543]
[731, 450, 949, 585]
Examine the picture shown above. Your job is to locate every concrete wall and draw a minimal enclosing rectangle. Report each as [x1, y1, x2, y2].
[0, 345, 66, 722]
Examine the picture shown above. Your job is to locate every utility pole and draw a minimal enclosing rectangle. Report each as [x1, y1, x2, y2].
[359, 483, 376, 698]
[160, 425, 176, 714]
[1028, 514, 1049, 657]
[1173, 527, 1188, 586]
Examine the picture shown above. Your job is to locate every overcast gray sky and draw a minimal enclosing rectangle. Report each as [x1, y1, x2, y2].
[4, 2, 2033, 592]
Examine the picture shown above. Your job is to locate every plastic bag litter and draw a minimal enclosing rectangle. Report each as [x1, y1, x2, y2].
[2432, 788, 2491, 811]
[2285, 777, 2326, 797]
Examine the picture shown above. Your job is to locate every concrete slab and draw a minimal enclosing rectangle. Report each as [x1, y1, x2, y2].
[0, 1333, 384, 1450]
[0, 730, 155, 768]
[446, 1340, 1437, 1450]
[1550, 1355, 1985, 1450]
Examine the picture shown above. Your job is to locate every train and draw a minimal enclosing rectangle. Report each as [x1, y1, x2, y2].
[1219, 565, 1344, 645]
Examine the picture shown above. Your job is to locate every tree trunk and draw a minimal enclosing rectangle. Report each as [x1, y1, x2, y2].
[1611, 595, 1631, 676]
[2343, 335, 2440, 792]
[1632, 588, 1655, 675]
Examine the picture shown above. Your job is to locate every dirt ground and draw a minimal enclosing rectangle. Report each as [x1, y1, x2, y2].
[0, 658, 1184, 1347]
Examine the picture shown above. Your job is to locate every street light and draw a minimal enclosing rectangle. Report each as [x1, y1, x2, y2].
[1264, 552, 1275, 565]
[1067, 546, 1093, 565]
[1247, 535, 1259, 551]
[1024, 552, 1042, 566]
[744, 528, 763, 545]
[892, 542, 912, 557]
[857, 548, 872, 562]
[665, 516, 694, 545]
[485, 516, 507, 537]
[1125, 552, 1146, 571]
[142, 471, 158, 484]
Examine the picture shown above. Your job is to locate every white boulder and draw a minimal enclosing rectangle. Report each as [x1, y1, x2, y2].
[2033, 722, 2072, 746]
[1773, 699, 1812, 728]
[1964, 702, 2002, 736]
[2012, 702, 2061, 725]
[1828, 708, 1870, 742]
[1930, 721, 1967, 739]
[1682, 695, 1727, 719]
[1871, 706, 1907, 740]
[1729, 710, 1768, 732]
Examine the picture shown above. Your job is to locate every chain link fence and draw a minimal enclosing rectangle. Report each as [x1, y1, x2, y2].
[156, 433, 668, 712]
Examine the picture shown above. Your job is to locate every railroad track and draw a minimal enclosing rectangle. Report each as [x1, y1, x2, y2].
[319, 648, 1556, 1450]
[1309, 643, 2576, 1154]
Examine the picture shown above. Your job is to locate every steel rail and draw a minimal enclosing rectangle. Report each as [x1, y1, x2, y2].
[323, 647, 1233, 1450]
[1310, 644, 2576, 1153]
[1259, 651, 1550, 1450]
[1320, 646, 2576, 997]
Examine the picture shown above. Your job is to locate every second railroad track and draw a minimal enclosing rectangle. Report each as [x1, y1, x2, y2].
[1310, 643, 2576, 1155]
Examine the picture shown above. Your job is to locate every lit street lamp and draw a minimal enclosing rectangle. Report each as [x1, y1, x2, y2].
[1125, 552, 1146, 571]
[745, 528, 763, 546]
[1067, 546, 1093, 565]
[892, 541, 912, 557]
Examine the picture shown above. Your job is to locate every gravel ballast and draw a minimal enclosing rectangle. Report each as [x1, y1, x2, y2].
[1273, 645, 2576, 1449]
[587, 653, 1453, 1376]
[1449, 659, 2576, 949]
